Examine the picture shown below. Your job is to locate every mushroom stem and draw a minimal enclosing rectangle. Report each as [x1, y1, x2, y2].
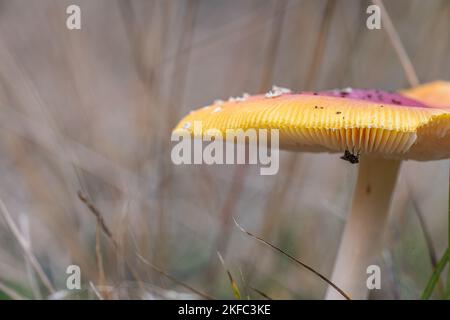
[325, 156, 401, 299]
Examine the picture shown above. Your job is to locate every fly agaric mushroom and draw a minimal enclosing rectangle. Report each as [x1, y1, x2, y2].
[173, 86, 450, 299]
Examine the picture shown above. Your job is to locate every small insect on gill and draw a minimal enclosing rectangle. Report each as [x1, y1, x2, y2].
[340, 149, 360, 164]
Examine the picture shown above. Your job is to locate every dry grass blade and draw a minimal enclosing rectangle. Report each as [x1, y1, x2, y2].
[95, 225, 105, 280]
[94, 224, 109, 299]
[249, 286, 273, 300]
[78, 192, 214, 300]
[233, 218, 351, 300]
[77, 191, 145, 289]
[19, 213, 42, 299]
[135, 253, 214, 300]
[258, 0, 288, 90]
[77, 191, 117, 247]
[89, 281, 104, 300]
[0, 106, 144, 195]
[372, 0, 419, 86]
[211, 0, 288, 261]
[304, 0, 336, 89]
[238, 267, 250, 300]
[0, 198, 55, 295]
[0, 280, 27, 300]
[217, 252, 241, 300]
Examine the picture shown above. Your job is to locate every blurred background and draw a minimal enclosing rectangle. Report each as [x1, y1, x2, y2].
[0, 0, 449, 300]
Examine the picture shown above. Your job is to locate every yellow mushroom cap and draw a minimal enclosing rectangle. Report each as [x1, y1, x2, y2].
[402, 81, 450, 109]
[174, 87, 450, 161]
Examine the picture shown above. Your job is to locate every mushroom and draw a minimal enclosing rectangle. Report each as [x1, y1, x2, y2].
[401, 81, 450, 109]
[173, 86, 450, 299]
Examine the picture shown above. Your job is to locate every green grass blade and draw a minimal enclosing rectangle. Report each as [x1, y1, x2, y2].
[422, 248, 449, 300]
[217, 252, 241, 300]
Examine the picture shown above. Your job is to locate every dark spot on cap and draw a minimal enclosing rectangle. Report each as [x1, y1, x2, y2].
[336, 111, 342, 114]
[391, 99, 402, 105]
[380, 105, 384, 107]
[314, 106, 319, 109]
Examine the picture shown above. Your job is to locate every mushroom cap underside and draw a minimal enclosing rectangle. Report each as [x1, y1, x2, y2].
[174, 90, 450, 161]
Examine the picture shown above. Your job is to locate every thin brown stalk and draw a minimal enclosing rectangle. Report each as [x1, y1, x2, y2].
[77, 191, 143, 286]
[95, 224, 108, 298]
[250, 286, 273, 300]
[77, 191, 116, 246]
[233, 218, 351, 300]
[135, 253, 214, 300]
[78, 191, 212, 300]
[372, 0, 419, 86]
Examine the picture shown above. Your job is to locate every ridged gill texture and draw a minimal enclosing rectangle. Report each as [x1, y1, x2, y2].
[173, 88, 450, 160]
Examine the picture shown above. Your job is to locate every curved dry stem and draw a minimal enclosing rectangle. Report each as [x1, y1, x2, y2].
[325, 156, 401, 299]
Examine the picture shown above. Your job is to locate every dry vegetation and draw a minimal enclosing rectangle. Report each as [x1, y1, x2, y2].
[0, 0, 449, 299]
